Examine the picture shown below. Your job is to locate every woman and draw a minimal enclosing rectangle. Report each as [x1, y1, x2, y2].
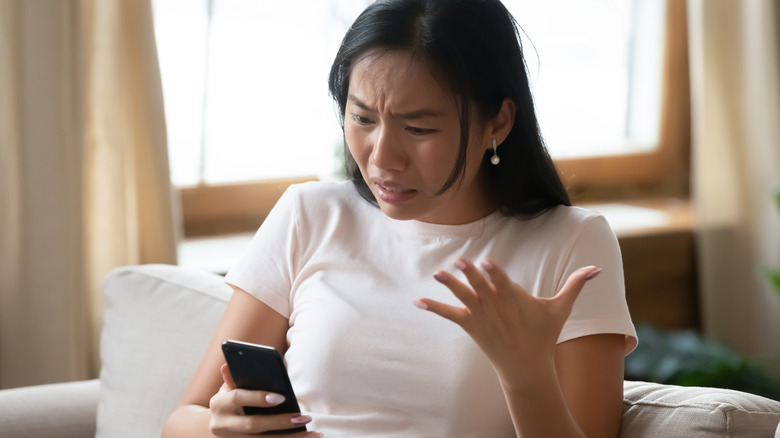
[163, 0, 636, 436]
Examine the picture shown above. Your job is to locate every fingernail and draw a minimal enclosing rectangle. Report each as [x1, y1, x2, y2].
[291, 415, 312, 425]
[413, 300, 428, 310]
[265, 393, 285, 405]
[453, 259, 466, 270]
[480, 259, 494, 271]
[433, 272, 446, 282]
[585, 268, 603, 281]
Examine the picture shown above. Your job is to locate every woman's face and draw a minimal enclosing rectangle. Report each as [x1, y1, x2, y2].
[344, 50, 494, 225]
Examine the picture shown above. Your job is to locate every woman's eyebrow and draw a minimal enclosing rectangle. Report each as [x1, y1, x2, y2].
[348, 94, 376, 112]
[347, 94, 443, 119]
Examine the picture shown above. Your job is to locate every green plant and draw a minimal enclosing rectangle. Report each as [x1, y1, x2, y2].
[625, 324, 780, 401]
[763, 186, 780, 294]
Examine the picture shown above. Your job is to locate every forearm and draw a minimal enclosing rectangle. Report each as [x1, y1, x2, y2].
[500, 361, 586, 438]
[161, 405, 217, 438]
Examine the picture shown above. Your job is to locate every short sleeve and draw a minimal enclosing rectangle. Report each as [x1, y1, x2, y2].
[556, 215, 638, 354]
[224, 185, 301, 318]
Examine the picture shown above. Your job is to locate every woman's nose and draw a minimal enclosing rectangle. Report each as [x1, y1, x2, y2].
[370, 127, 406, 171]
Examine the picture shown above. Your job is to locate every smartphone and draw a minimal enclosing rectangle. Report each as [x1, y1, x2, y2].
[221, 340, 306, 433]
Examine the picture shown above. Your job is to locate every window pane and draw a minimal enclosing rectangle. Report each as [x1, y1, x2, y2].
[154, 0, 666, 187]
[202, 0, 369, 184]
[505, 0, 665, 158]
[153, 0, 210, 187]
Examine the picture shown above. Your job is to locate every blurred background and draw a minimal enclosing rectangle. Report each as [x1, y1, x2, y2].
[1, 0, 778, 394]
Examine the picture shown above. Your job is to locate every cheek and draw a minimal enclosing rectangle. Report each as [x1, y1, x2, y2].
[344, 126, 368, 165]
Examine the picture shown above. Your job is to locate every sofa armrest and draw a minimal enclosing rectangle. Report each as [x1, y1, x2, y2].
[0, 379, 99, 438]
[622, 380, 780, 438]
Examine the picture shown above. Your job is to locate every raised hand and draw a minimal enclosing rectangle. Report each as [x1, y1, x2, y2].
[413, 257, 601, 388]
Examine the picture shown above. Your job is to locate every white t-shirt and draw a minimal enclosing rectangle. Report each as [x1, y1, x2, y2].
[225, 180, 637, 437]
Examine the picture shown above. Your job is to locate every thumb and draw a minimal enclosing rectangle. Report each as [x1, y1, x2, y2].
[552, 266, 602, 313]
[220, 362, 236, 391]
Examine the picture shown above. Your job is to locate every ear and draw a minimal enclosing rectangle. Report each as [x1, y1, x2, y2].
[487, 98, 516, 147]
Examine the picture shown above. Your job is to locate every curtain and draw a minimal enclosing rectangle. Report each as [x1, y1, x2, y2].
[688, 0, 780, 358]
[0, 0, 177, 389]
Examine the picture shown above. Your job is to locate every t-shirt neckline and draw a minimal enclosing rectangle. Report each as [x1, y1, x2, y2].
[382, 210, 505, 238]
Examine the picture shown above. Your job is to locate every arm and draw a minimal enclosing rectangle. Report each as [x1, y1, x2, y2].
[161, 287, 307, 438]
[499, 334, 625, 438]
[416, 258, 625, 437]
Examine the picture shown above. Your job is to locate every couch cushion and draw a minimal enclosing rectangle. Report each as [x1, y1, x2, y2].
[622, 380, 780, 437]
[95, 264, 231, 438]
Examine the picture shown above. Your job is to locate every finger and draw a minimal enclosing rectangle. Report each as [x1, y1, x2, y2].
[453, 257, 493, 296]
[220, 364, 287, 408]
[480, 258, 523, 295]
[413, 299, 469, 326]
[229, 387, 289, 410]
[220, 362, 236, 391]
[217, 412, 312, 435]
[552, 266, 602, 312]
[433, 270, 480, 308]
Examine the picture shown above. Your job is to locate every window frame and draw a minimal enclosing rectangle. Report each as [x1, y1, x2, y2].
[178, 0, 689, 237]
[558, 0, 690, 202]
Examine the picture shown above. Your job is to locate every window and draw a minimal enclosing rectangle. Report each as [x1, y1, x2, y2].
[510, 0, 666, 159]
[153, 0, 372, 187]
[153, 0, 689, 235]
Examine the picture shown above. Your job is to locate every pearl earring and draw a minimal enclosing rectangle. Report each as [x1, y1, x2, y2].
[490, 139, 500, 165]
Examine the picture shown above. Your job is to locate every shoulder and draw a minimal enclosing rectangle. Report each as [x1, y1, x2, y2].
[287, 179, 360, 204]
[494, 206, 618, 258]
[279, 180, 363, 214]
[283, 179, 378, 229]
[521, 205, 611, 236]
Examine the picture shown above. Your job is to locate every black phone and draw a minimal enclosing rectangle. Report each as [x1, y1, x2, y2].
[221, 340, 306, 433]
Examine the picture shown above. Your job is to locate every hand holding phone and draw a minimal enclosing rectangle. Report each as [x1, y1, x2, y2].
[221, 340, 307, 434]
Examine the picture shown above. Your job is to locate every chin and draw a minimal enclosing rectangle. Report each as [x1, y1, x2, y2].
[376, 203, 426, 222]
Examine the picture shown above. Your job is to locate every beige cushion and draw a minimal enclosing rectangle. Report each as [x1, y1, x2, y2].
[622, 380, 780, 437]
[95, 264, 231, 438]
[0, 380, 99, 438]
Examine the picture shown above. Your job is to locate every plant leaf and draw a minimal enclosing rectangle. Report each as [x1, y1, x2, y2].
[767, 269, 780, 294]
[774, 185, 780, 213]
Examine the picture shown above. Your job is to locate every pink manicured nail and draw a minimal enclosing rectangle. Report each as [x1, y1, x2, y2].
[433, 272, 446, 282]
[291, 415, 312, 425]
[265, 393, 285, 405]
[480, 259, 494, 271]
[453, 259, 467, 270]
[413, 300, 429, 310]
[585, 268, 603, 281]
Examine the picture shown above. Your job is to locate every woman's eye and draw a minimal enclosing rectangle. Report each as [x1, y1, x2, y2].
[350, 114, 373, 125]
[407, 126, 436, 135]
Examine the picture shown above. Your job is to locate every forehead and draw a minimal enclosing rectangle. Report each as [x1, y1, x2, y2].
[348, 50, 458, 112]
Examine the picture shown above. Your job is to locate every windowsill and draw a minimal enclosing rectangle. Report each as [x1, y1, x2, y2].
[178, 198, 695, 275]
[582, 197, 694, 238]
[177, 232, 255, 275]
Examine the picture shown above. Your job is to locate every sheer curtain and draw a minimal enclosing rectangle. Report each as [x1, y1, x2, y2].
[0, 0, 176, 389]
[688, 0, 780, 358]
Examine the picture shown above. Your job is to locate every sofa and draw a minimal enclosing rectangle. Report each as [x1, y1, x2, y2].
[0, 264, 778, 437]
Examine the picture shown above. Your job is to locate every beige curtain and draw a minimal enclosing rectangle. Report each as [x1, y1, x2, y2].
[0, 0, 177, 389]
[688, 0, 780, 358]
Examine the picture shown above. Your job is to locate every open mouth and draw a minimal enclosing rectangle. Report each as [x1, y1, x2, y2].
[373, 180, 417, 204]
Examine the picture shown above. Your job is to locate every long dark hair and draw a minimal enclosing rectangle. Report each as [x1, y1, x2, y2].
[328, 0, 570, 217]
